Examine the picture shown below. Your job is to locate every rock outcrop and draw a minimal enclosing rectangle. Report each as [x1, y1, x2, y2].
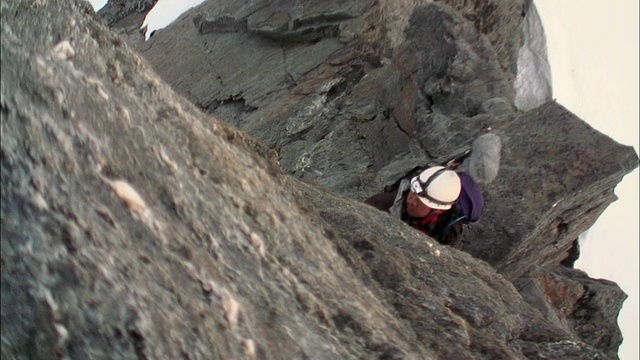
[1, 0, 637, 359]
[95, 0, 157, 27]
[515, 266, 628, 359]
[123, 0, 636, 326]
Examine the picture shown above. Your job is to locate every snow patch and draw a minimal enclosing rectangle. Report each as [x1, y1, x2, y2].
[141, 0, 207, 40]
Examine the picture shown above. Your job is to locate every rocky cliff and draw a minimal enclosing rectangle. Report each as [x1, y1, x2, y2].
[1, 0, 637, 359]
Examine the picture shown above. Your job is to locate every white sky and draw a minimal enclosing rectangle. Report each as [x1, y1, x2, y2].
[90, 0, 638, 358]
[90, 0, 107, 11]
[535, 2, 639, 359]
[140, 0, 206, 40]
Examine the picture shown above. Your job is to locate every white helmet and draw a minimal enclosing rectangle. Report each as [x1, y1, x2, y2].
[410, 166, 461, 210]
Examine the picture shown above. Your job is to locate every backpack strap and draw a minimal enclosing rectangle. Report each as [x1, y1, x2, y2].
[447, 214, 468, 227]
[432, 207, 467, 246]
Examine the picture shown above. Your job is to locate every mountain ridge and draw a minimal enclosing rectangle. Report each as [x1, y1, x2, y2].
[1, 0, 637, 358]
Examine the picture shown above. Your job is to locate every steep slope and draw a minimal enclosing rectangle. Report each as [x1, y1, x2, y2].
[123, 0, 637, 270]
[2, 1, 632, 359]
[110, 1, 637, 355]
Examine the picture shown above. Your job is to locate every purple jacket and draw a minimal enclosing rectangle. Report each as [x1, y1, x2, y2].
[456, 172, 484, 222]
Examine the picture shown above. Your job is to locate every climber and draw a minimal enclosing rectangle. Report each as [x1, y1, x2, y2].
[364, 165, 484, 247]
[365, 132, 500, 246]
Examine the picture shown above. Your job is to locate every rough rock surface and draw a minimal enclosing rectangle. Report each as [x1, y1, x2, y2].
[459, 102, 638, 280]
[513, 1, 552, 111]
[94, 0, 158, 47]
[123, 0, 636, 318]
[95, 0, 157, 27]
[515, 266, 627, 359]
[567, 270, 629, 358]
[129, 0, 527, 198]
[1, 0, 637, 359]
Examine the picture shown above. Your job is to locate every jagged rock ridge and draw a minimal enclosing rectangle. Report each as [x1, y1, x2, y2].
[111, 0, 638, 356]
[1, 0, 637, 359]
[118, 2, 637, 354]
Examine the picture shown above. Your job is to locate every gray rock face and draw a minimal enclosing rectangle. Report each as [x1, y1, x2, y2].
[460, 102, 638, 280]
[129, 0, 523, 201]
[95, 0, 157, 27]
[515, 266, 627, 359]
[125, 0, 637, 273]
[1, 1, 637, 360]
[514, 2, 553, 111]
[438, 0, 528, 86]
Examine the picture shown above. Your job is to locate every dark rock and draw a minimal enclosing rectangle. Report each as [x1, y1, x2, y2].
[436, 0, 527, 86]
[4, 2, 608, 357]
[399, 2, 514, 119]
[96, 0, 157, 27]
[250, 12, 355, 44]
[93, 0, 158, 49]
[98, 2, 639, 358]
[515, 266, 627, 358]
[566, 268, 628, 358]
[480, 97, 517, 121]
[121, 1, 521, 200]
[460, 102, 638, 280]
[1, 0, 636, 359]
[561, 239, 580, 268]
[193, 14, 248, 34]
